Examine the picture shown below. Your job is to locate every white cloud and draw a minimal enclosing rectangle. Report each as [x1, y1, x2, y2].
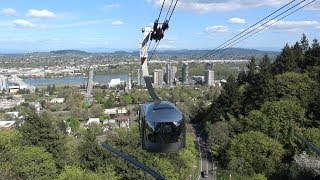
[306, 2, 320, 10]
[103, 4, 121, 10]
[270, 20, 320, 29]
[272, 28, 303, 34]
[111, 21, 124, 25]
[228, 17, 246, 24]
[148, 0, 289, 13]
[0, 8, 17, 16]
[13, 19, 36, 28]
[205, 25, 229, 33]
[26, 9, 56, 18]
[158, 44, 174, 49]
[46, 19, 110, 29]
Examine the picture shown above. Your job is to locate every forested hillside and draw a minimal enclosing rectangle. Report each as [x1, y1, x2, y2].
[204, 34, 320, 179]
[0, 109, 197, 179]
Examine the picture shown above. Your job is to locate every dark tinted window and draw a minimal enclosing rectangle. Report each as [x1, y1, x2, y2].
[145, 120, 183, 144]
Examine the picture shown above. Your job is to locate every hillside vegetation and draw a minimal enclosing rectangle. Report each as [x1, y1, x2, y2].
[204, 34, 320, 179]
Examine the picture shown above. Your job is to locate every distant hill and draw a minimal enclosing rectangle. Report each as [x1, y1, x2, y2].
[105, 48, 279, 56]
[155, 48, 279, 55]
[50, 49, 89, 55]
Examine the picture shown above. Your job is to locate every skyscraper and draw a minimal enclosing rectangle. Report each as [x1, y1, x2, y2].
[0, 75, 8, 92]
[205, 70, 215, 86]
[137, 69, 145, 86]
[127, 73, 132, 91]
[164, 64, 170, 84]
[170, 66, 177, 85]
[86, 67, 94, 95]
[181, 63, 189, 84]
[153, 69, 164, 88]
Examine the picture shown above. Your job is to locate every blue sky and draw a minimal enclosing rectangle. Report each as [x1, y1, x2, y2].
[0, 0, 319, 52]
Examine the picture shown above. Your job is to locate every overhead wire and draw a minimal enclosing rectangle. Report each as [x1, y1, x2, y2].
[198, 0, 297, 60]
[157, 0, 166, 20]
[149, 0, 179, 60]
[165, 0, 174, 20]
[218, 0, 317, 54]
[168, 0, 179, 21]
[198, 0, 308, 60]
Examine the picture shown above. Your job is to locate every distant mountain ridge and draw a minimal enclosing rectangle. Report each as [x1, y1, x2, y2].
[15, 48, 279, 56]
[154, 48, 279, 55]
[50, 49, 89, 55]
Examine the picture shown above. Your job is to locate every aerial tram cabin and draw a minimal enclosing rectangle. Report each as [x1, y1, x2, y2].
[139, 101, 186, 153]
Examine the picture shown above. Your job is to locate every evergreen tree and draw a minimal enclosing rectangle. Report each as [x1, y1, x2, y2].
[18, 112, 67, 169]
[300, 33, 309, 53]
[227, 131, 284, 177]
[272, 44, 297, 74]
[259, 54, 271, 75]
[311, 38, 319, 50]
[79, 128, 108, 172]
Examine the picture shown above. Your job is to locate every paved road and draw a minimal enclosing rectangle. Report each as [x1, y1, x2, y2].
[194, 124, 216, 180]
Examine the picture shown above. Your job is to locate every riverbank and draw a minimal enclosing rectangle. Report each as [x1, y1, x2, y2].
[23, 74, 128, 86]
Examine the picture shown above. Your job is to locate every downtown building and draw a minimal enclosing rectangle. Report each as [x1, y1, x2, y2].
[205, 70, 215, 86]
[164, 64, 177, 86]
[181, 63, 189, 84]
[153, 69, 164, 88]
[137, 69, 145, 86]
[0, 75, 8, 93]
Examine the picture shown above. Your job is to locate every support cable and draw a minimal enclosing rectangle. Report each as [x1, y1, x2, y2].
[294, 132, 320, 156]
[213, 0, 315, 56]
[157, 0, 166, 20]
[168, 0, 179, 21]
[164, 0, 174, 20]
[199, 0, 308, 59]
[198, 0, 298, 60]
[102, 144, 165, 180]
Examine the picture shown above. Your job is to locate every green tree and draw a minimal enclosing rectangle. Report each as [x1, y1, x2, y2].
[241, 110, 269, 133]
[18, 112, 67, 169]
[104, 95, 115, 108]
[18, 106, 34, 118]
[300, 33, 309, 52]
[79, 128, 108, 171]
[57, 166, 116, 180]
[69, 117, 80, 132]
[206, 121, 232, 157]
[272, 44, 297, 74]
[120, 94, 133, 106]
[261, 99, 306, 151]
[268, 72, 318, 108]
[227, 131, 284, 177]
[89, 104, 104, 118]
[8, 146, 57, 180]
[260, 54, 271, 75]
[300, 128, 320, 157]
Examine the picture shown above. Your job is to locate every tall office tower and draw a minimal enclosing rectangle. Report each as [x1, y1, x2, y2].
[205, 70, 215, 86]
[127, 73, 132, 91]
[153, 69, 164, 88]
[137, 69, 145, 86]
[86, 68, 94, 95]
[169, 66, 177, 85]
[0, 75, 8, 92]
[164, 64, 170, 84]
[181, 63, 189, 84]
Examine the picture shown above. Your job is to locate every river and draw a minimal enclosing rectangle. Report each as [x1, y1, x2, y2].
[23, 74, 128, 86]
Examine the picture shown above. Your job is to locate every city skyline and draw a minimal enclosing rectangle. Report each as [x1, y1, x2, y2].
[0, 0, 319, 52]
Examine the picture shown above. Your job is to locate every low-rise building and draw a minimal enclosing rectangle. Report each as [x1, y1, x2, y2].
[86, 118, 100, 126]
[50, 98, 65, 103]
[0, 121, 15, 129]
